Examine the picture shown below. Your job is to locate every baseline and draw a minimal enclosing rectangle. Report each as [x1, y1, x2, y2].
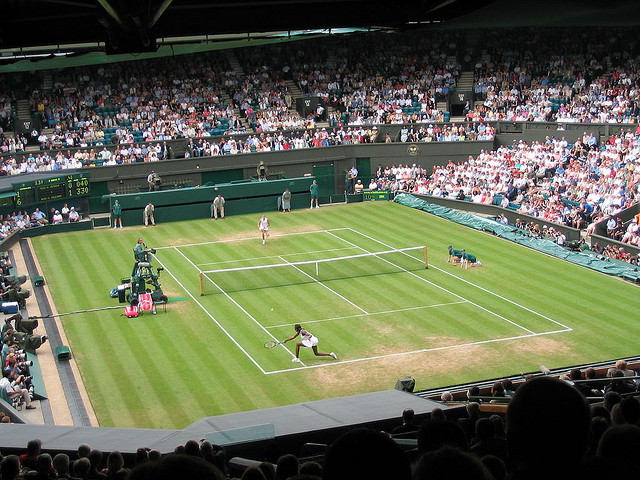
[155, 228, 352, 250]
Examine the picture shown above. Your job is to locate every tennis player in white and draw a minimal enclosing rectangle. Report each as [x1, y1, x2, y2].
[258, 214, 270, 244]
[283, 324, 337, 362]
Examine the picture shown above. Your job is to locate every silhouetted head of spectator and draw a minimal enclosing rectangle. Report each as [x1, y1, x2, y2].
[36, 453, 53, 476]
[135, 448, 150, 465]
[107, 451, 125, 475]
[491, 381, 505, 398]
[413, 446, 494, 480]
[481, 455, 507, 480]
[276, 454, 299, 480]
[430, 408, 446, 421]
[26, 438, 42, 456]
[585, 367, 597, 379]
[174, 444, 186, 455]
[591, 404, 611, 424]
[184, 440, 201, 457]
[619, 396, 640, 425]
[324, 428, 410, 480]
[417, 419, 468, 454]
[501, 378, 514, 392]
[148, 450, 162, 462]
[402, 408, 415, 424]
[258, 461, 276, 480]
[73, 457, 91, 479]
[88, 449, 103, 471]
[467, 385, 480, 401]
[0, 455, 20, 480]
[53, 453, 70, 476]
[466, 402, 480, 419]
[298, 461, 322, 478]
[475, 417, 496, 441]
[127, 454, 226, 480]
[597, 424, 640, 475]
[506, 376, 590, 478]
[570, 368, 582, 381]
[242, 466, 267, 480]
[604, 390, 622, 411]
[77, 444, 91, 459]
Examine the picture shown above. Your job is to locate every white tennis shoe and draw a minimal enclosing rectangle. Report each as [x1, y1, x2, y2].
[330, 352, 337, 360]
[292, 357, 301, 363]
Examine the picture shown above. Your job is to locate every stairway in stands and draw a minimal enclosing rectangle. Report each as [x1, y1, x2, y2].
[221, 50, 250, 133]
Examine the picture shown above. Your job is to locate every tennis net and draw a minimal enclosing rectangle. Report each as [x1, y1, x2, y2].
[200, 246, 427, 294]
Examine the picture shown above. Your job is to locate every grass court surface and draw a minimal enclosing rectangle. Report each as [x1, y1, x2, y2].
[32, 201, 640, 428]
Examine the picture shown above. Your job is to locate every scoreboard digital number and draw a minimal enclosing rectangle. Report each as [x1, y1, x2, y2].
[363, 190, 390, 201]
[13, 173, 90, 206]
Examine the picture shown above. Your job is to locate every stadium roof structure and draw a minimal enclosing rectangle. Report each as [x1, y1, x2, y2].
[2, 0, 640, 62]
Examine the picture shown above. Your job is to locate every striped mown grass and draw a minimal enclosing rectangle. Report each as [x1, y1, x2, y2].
[31, 201, 640, 428]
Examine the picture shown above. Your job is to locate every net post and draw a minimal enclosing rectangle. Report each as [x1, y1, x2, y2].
[200, 272, 205, 296]
[424, 246, 428, 269]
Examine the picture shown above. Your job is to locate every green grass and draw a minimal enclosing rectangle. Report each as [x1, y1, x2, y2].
[31, 201, 640, 428]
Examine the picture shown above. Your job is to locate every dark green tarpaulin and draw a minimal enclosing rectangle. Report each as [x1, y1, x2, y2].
[395, 193, 640, 282]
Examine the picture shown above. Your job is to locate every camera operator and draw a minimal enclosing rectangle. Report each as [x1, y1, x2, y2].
[0, 370, 35, 409]
[147, 171, 161, 192]
[4, 351, 33, 384]
[132, 238, 155, 276]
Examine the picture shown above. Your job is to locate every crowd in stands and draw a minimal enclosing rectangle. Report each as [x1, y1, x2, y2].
[424, 128, 640, 231]
[0, 204, 81, 240]
[2, 369, 640, 479]
[397, 122, 495, 143]
[0, 26, 638, 233]
[470, 27, 640, 124]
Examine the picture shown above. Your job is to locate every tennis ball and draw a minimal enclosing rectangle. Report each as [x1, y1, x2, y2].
[214, 187, 219, 191]
[270, 308, 274, 311]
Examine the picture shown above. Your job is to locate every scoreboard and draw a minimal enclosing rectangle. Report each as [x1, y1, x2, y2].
[363, 190, 390, 201]
[13, 173, 90, 206]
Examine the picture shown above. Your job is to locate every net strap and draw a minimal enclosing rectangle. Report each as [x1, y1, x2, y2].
[202, 246, 424, 274]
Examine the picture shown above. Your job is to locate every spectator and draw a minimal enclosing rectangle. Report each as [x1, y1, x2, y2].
[323, 428, 410, 480]
[506, 376, 591, 480]
[391, 408, 419, 434]
[68, 207, 80, 223]
[103, 451, 127, 480]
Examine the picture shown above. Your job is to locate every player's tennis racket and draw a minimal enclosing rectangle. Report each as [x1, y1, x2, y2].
[264, 340, 284, 349]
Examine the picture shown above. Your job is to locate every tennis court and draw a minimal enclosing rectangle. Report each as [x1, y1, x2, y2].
[154, 227, 571, 373]
[30, 201, 640, 428]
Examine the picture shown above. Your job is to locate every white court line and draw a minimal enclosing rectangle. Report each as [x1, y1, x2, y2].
[347, 227, 573, 332]
[278, 255, 368, 315]
[171, 246, 302, 364]
[155, 228, 352, 250]
[152, 251, 273, 373]
[265, 328, 572, 374]
[267, 300, 468, 329]
[325, 230, 538, 335]
[197, 246, 361, 268]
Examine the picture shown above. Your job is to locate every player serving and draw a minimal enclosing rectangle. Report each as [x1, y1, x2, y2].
[283, 324, 337, 362]
[258, 214, 270, 245]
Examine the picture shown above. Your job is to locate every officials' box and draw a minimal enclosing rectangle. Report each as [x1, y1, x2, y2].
[1, 302, 19, 314]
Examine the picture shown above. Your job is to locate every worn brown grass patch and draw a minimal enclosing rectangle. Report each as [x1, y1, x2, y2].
[306, 335, 573, 397]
